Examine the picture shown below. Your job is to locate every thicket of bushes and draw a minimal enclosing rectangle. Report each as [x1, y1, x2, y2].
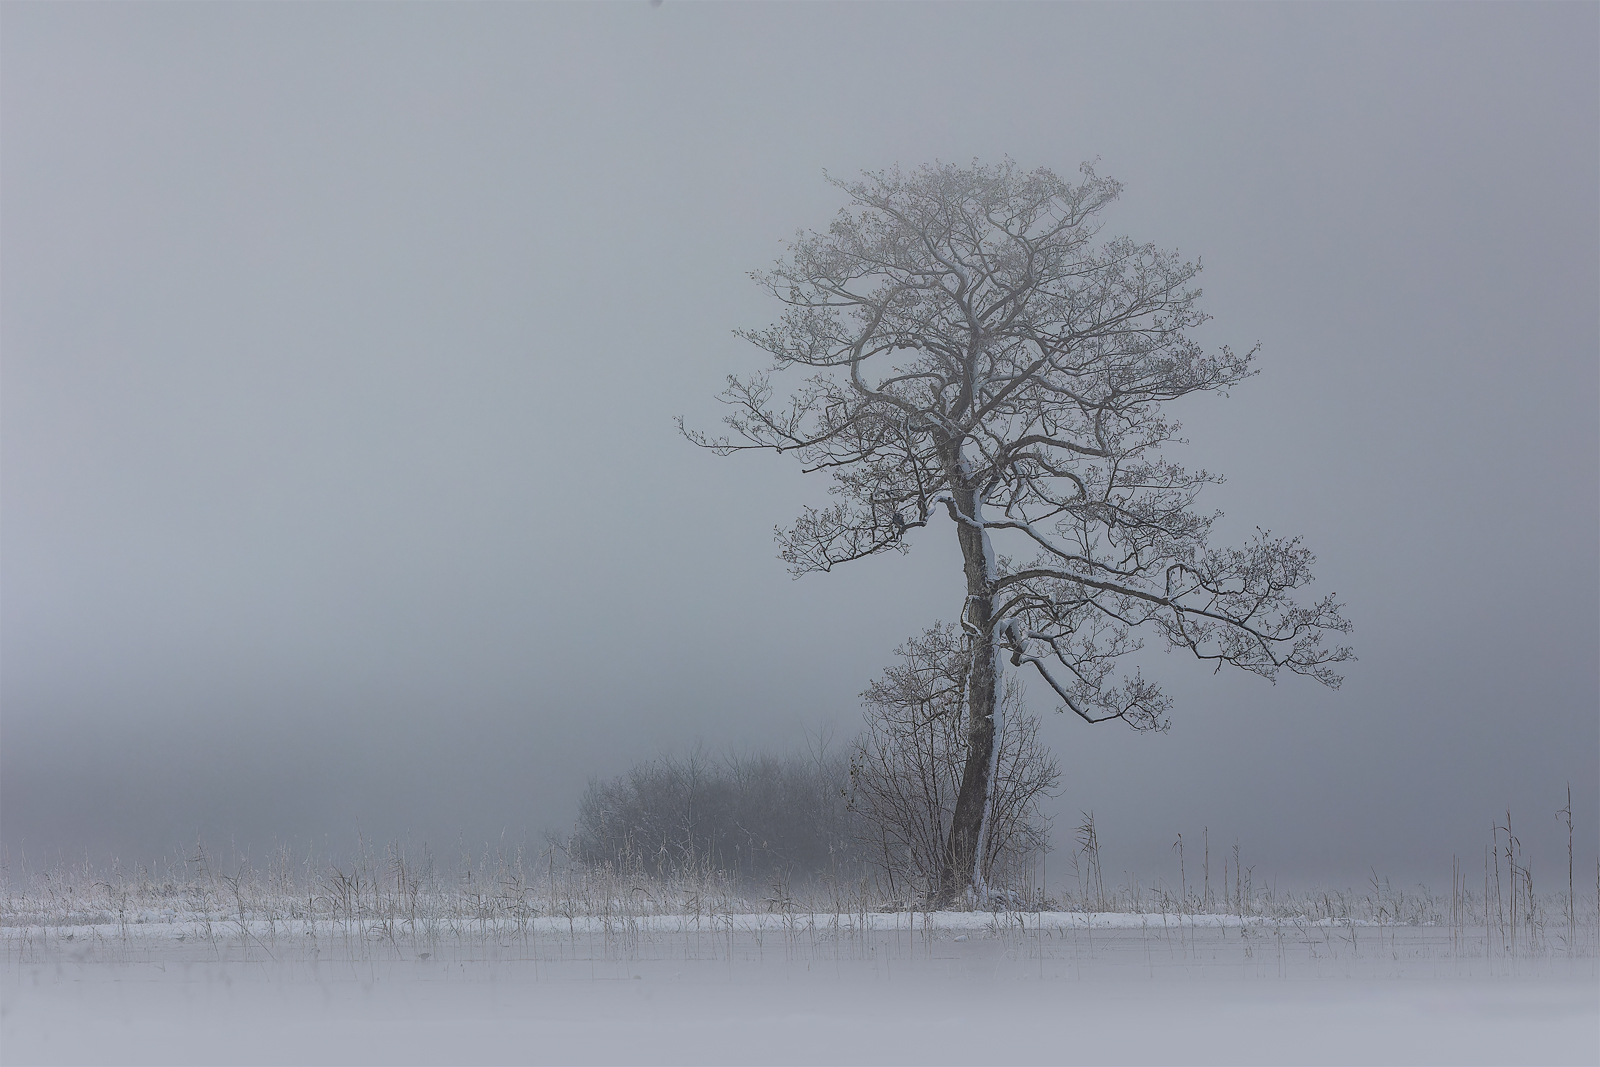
[568, 747, 863, 887]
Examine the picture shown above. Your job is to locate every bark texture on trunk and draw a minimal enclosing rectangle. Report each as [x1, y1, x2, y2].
[935, 481, 998, 907]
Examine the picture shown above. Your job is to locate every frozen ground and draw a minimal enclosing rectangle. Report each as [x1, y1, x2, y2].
[4, 914, 1595, 1066]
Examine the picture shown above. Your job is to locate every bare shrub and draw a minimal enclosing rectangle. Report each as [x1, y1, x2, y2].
[849, 624, 1060, 904]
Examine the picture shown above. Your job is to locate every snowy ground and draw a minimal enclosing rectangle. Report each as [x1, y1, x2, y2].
[4, 914, 1596, 1066]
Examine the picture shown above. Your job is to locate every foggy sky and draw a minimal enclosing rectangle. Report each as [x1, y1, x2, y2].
[4, 3, 1595, 889]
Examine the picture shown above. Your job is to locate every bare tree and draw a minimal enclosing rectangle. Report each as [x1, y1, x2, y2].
[849, 624, 1058, 903]
[686, 160, 1352, 904]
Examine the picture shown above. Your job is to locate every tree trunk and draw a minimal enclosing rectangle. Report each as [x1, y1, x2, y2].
[935, 481, 999, 907]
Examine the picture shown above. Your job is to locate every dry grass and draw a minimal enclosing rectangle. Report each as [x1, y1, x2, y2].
[5, 815, 1594, 969]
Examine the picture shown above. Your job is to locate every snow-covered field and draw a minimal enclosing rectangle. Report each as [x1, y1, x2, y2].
[5, 913, 1595, 1066]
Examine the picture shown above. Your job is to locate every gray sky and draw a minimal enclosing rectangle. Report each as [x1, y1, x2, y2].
[4, 3, 1595, 889]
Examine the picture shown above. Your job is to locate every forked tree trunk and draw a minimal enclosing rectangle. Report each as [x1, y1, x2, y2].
[934, 481, 1000, 907]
